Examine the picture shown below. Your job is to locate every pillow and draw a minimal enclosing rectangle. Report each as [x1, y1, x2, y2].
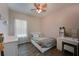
[31, 32, 40, 37]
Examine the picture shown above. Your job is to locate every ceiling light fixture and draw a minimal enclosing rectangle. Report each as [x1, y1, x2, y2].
[32, 3, 47, 13]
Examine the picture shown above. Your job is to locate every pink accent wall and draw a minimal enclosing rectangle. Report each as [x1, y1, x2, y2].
[41, 4, 79, 38]
[0, 4, 9, 38]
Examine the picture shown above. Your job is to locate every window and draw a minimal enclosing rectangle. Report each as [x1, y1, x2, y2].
[15, 19, 27, 37]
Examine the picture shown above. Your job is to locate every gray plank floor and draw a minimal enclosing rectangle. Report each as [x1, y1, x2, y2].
[18, 43, 63, 56]
[18, 43, 45, 56]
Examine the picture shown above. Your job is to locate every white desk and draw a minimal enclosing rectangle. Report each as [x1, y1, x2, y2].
[57, 37, 78, 51]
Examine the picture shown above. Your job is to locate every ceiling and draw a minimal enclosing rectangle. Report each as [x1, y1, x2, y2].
[7, 3, 78, 18]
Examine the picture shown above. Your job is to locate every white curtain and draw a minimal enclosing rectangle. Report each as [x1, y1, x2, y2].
[15, 19, 27, 37]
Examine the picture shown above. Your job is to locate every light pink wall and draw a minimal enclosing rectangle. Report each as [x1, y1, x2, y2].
[41, 4, 79, 38]
[8, 10, 41, 37]
[0, 4, 9, 37]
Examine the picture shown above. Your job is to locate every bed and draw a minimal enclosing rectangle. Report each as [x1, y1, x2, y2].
[31, 37, 56, 53]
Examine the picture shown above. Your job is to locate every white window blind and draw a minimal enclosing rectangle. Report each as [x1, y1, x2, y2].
[15, 19, 27, 37]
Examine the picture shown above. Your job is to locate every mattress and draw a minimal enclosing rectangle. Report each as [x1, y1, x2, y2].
[32, 37, 56, 48]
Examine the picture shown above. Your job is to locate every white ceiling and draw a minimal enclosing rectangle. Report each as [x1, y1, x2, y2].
[7, 3, 78, 18]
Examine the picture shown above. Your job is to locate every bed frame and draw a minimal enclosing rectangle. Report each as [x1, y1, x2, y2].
[31, 39, 55, 53]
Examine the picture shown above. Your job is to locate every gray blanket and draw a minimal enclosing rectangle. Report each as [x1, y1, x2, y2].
[33, 37, 56, 48]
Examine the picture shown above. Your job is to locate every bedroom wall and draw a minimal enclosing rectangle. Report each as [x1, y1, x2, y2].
[0, 4, 9, 38]
[41, 4, 79, 39]
[8, 10, 41, 38]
